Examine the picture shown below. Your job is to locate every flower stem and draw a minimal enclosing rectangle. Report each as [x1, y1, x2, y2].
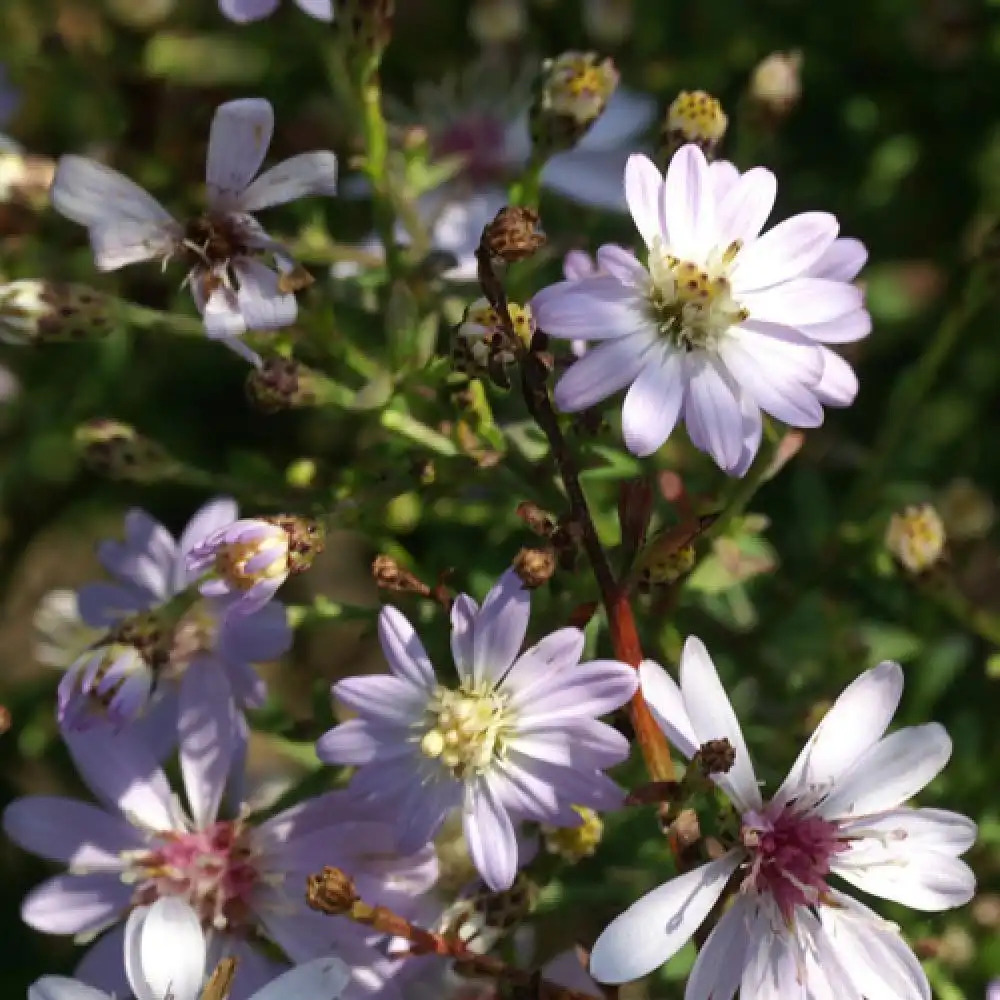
[379, 408, 458, 456]
[848, 267, 991, 513]
[508, 155, 544, 210]
[116, 301, 206, 337]
[360, 75, 403, 280]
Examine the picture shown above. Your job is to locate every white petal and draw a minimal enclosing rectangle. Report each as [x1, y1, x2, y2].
[190, 272, 247, 339]
[838, 807, 978, 857]
[709, 159, 740, 201]
[596, 243, 647, 286]
[809, 237, 867, 282]
[249, 956, 350, 1000]
[464, 778, 518, 892]
[472, 568, 530, 686]
[449, 594, 479, 680]
[638, 659, 699, 758]
[732, 212, 839, 291]
[741, 278, 864, 326]
[578, 87, 657, 151]
[739, 909, 804, 1000]
[89, 220, 178, 271]
[234, 258, 297, 330]
[125, 899, 205, 1000]
[776, 661, 903, 806]
[293, 0, 335, 20]
[685, 894, 751, 1000]
[589, 852, 742, 984]
[814, 347, 858, 407]
[553, 335, 650, 412]
[682, 354, 745, 472]
[799, 309, 872, 345]
[679, 637, 761, 811]
[621, 349, 685, 456]
[663, 144, 715, 259]
[720, 325, 825, 428]
[377, 605, 435, 691]
[818, 723, 952, 820]
[819, 890, 930, 1000]
[30, 979, 110, 1000]
[206, 98, 274, 208]
[532, 276, 644, 341]
[730, 389, 764, 478]
[624, 153, 666, 248]
[239, 152, 338, 212]
[715, 166, 777, 246]
[544, 148, 631, 211]
[833, 850, 975, 911]
[51, 156, 174, 229]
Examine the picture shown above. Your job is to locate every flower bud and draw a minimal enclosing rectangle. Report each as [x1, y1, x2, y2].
[0, 280, 113, 345]
[468, 0, 526, 44]
[886, 503, 946, 575]
[530, 52, 619, 158]
[372, 554, 431, 596]
[512, 546, 556, 589]
[749, 51, 803, 120]
[543, 806, 603, 862]
[306, 867, 360, 915]
[246, 358, 319, 413]
[74, 419, 181, 483]
[264, 514, 326, 574]
[481, 206, 545, 264]
[661, 90, 728, 164]
[452, 296, 536, 384]
[339, 0, 394, 73]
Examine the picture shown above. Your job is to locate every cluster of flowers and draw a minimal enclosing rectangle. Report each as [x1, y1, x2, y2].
[1, 3, 979, 999]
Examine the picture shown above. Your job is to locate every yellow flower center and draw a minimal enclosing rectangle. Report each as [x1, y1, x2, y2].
[886, 504, 946, 574]
[214, 535, 289, 591]
[646, 239, 748, 351]
[543, 807, 604, 862]
[666, 90, 728, 145]
[419, 685, 515, 779]
[540, 53, 619, 126]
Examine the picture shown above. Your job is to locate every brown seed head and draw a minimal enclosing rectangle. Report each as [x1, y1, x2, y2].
[245, 358, 318, 414]
[264, 515, 326, 574]
[481, 206, 546, 263]
[306, 867, 359, 915]
[372, 555, 431, 596]
[696, 738, 736, 776]
[512, 546, 557, 589]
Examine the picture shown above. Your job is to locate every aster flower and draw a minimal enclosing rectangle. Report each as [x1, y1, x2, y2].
[50, 98, 337, 365]
[338, 58, 654, 281]
[5, 725, 438, 1000]
[317, 568, 638, 892]
[219, 0, 333, 22]
[588, 637, 976, 996]
[30, 896, 350, 1000]
[65, 498, 289, 768]
[531, 146, 870, 473]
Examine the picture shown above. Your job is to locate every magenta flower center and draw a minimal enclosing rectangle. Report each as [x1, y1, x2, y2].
[129, 820, 261, 932]
[741, 803, 846, 920]
[433, 116, 507, 184]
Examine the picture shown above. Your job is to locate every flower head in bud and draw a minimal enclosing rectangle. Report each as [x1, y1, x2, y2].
[263, 514, 325, 574]
[661, 90, 728, 163]
[512, 546, 557, 589]
[245, 358, 319, 413]
[58, 616, 163, 730]
[0, 281, 113, 345]
[749, 51, 803, 119]
[543, 806, 603, 862]
[306, 866, 360, 915]
[188, 518, 292, 616]
[74, 419, 181, 483]
[372, 555, 431, 596]
[886, 504, 947, 575]
[531, 52, 620, 157]
[481, 206, 546, 264]
[339, 0, 394, 71]
[453, 297, 536, 382]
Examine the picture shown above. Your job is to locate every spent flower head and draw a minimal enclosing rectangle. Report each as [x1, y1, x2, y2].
[531, 146, 871, 473]
[318, 568, 638, 891]
[886, 503, 947, 574]
[50, 98, 337, 365]
[0, 280, 113, 344]
[589, 638, 976, 996]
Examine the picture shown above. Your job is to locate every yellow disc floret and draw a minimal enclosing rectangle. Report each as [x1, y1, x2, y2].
[419, 684, 516, 779]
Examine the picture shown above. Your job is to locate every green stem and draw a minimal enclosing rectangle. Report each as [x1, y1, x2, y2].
[926, 577, 1000, 648]
[117, 302, 205, 338]
[508, 155, 544, 210]
[380, 408, 458, 456]
[361, 76, 402, 280]
[848, 268, 990, 512]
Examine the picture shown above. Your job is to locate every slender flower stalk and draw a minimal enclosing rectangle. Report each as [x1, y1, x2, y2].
[589, 638, 976, 997]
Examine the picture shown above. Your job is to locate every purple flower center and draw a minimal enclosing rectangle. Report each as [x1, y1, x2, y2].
[741, 802, 846, 920]
[433, 116, 508, 184]
[129, 820, 261, 932]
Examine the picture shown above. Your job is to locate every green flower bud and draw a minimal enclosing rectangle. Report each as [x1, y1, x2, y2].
[74, 419, 181, 483]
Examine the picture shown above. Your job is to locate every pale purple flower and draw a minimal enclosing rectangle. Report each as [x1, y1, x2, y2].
[561, 250, 603, 357]
[66, 498, 289, 769]
[589, 638, 976, 996]
[532, 146, 871, 473]
[317, 568, 638, 892]
[5, 725, 438, 1000]
[50, 98, 337, 365]
[337, 67, 655, 282]
[187, 518, 291, 617]
[220, 0, 333, 23]
[989, 980, 1000, 1000]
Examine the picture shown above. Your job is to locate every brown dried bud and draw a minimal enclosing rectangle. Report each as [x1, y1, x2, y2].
[664, 806, 702, 848]
[74, 419, 181, 483]
[516, 501, 557, 537]
[306, 867, 359, 915]
[372, 555, 431, 596]
[695, 738, 736, 776]
[0, 280, 114, 345]
[264, 515, 326, 574]
[513, 546, 557, 589]
[246, 358, 319, 414]
[481, 206, 546, 264]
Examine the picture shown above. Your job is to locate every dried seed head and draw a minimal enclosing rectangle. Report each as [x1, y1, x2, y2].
[0, 280, 113, 345]
[695, 738, 736, 776]
[481, 206, 546, 263]
[515, 501, 557, 537]
[306, 867, 359, 915]
[531, 52, 619, 157]
[263, 515, 326, 574]
[886, 503, 947, 575]
[661, 90, 728, 164]
[74, 419, 180, 483]
[246, 358, 319, 414]
[372, 554, 431, 596]
[512, 546, 557, 589]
